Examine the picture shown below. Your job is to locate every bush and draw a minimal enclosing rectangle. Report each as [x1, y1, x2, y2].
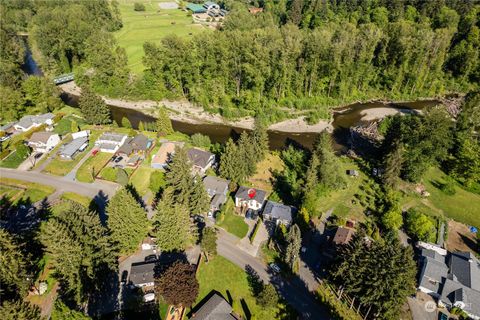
[404, 209, 437, 242]
[440, 178, 456, 195]
[191, 133, 211, 149]
[134, 2, 145, 11]
[215, 211, 224, 224]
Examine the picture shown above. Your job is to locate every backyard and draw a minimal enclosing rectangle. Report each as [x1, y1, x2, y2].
[76, 152, 112, 183]
[114, 0, 207, 73]
[216, 199, 249, 239]
[195, 256, 283, 319]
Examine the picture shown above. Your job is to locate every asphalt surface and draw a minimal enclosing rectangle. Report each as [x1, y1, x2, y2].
[217, 229, 331, 319]
[0, 168, 118, 199]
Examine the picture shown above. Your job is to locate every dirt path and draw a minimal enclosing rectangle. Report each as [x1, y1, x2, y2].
[446, 220, 478, 253]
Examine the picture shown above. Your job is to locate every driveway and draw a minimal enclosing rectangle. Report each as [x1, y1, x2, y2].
[216, 229, 330, 319]
[64, 149, 97, 181]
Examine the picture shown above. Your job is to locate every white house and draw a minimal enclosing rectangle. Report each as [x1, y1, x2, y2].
[71, 130, 90, 140]
[27, 132, 60, 153]
[203, 1, 220, 11]
[14, 113, 55, 132]
[95, 132, 128, 153]
[235, 186, 267, 213]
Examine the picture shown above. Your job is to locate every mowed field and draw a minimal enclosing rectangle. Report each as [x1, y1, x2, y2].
[114, 0, 207, 73]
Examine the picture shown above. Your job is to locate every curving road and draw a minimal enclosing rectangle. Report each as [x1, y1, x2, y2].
[216, 229, 331, 319]
[0, 168, 118, 199]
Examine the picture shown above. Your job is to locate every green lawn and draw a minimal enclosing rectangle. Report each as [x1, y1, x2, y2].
[76, 152, 112, 183]
[196, 256, 281, 319]
[217, 199, 249, 239]
[61, 192, 93, 208]
[114, 0, 207, 74]
[129, 166, 155, 195]
[0, 151, 27, 169]
[0, 178, 55, 203]
[401, 167, 480, 228]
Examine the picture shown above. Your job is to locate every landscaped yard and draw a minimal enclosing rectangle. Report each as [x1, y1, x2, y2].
[195, 256, 282, 319]
[129, 166, 155, 195]
[0, 178, 55, 203]
[248, 153, 284, 193]
[76, 152, 112, 183]
[0, 151, 27, 169]
[114, 0, 207, 74]
[216, 199, 249, 239]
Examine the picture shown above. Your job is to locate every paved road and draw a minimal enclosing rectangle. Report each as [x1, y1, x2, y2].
[0, 168, 118, 199]
[216, 229, 331, 319]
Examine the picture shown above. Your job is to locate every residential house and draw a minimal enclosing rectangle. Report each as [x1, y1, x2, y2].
[117, 134, 152, 157]
[417, 243, 480, 320]
[59, 137, 89, 160]
[203, 176, 229, 216]
[262, 200, 295, 227]
[0, 123, 15, 134]
[191, 293, 239, 320]
[71, 130, 90, 140]
[332, 227, 355, 245]
[27, 132, 60, 153]
[203, 1, 220, 11]
[235, 186, 266, 213]
[151, 142, 176, 169]
[95, 132, 128, 153]
[248, 7, 263, 14]
[129, 261, 156, 288]
[186, 3, 207, 13]
[13, 113, 55, 132]
[187, 148, 215, 174]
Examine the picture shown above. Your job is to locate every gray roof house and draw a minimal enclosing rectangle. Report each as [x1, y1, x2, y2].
[418, 246, 480, 319]
[95, 132, 128, 153]
[191, 293, 238, 320]
[262, 200, 295, 227]
[117, 134, 152, 156]
[234, 186, 267, 212]
[59, 137, 89, 160]
[13, 113, 55, 132]
[129, 261, 156, 288]
[187, 148, 215, 174]
[203, 176, 230, 215]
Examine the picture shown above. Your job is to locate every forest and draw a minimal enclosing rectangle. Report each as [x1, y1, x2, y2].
[1, 0, 479, 123]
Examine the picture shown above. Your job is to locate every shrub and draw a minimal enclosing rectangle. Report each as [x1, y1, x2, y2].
[404, 209, 437, 242]
[191, 133, 211, 149]
[134, 2, 145, 11]
[440, 178, 456, 195]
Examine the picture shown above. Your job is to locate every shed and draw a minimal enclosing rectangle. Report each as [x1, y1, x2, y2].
[186, 3, 206, 13]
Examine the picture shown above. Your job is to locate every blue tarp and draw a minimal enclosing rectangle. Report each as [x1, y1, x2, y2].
[470, 226, 478, 233]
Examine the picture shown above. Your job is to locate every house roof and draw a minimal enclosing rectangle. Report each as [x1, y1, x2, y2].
[129, 261, 156, 286]
[28, 131, 57, 144]
[97, 132, 126, 143]
[16, 113, 55, 129]
[440, 278, 480, 317]
[421, 249, 446, 263]
[188, 148, 214, 169]
[152, 142, 176, 165]
[419, 256, 449, 292]
[332, 227, 355, 245]
[263, 200, 294, 223]
[118, 134, 150, 155]
[60, 137, 88, 157]
[187, 3, 206, 13]
[203, 176, 229, 197]
[449, 252, 480, 290]
[98, 142, 118, 151]
[211, 194, 227, 209]
[191, 293, 237, 320]
[235, 186, 266, 203]
[0, 123, 14, 131]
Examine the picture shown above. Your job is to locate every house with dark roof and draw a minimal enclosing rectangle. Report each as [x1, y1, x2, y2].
[262, 200, 295, 227]
[203, 176, 229, 216]
[129, 261, 156, 288]
[117, 134, 152, 157]
[187, 148, 215, 174]
[27, 132, 60, 153]
[417, 243, 480, 319]
[59, 137, 89, 160]
[234, 186, 266, 213]
[191, 293, 239, 320]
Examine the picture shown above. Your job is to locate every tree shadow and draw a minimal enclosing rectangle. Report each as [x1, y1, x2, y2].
[93, 190, 109, 223]
[240, 298, 251, 320]
[226, 290, 233, 305]
[460, 234, 480, 254]
[245, 264, 263, 297]
[126, 183, 145, 208]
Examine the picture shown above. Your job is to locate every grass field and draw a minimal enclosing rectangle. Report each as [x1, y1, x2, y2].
[0, 178, 55, 203]
[401, 167, 480, 228]
[61, 192, 93, 208]
[129, 166, 155, 195]
[195, 256, 281, 319]
[0, 151, 27, 169]
[216, 199, 249, 239]
[76, 152, 112, 183]
[114, 0, 207, 73]
[248, 153, 284, 193]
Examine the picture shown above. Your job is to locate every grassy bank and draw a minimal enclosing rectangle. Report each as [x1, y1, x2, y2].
[0, 178, 55, 203]
[114, 0, 207, 74]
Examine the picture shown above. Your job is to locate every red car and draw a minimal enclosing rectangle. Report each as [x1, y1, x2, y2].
[91, 149, 99, 156]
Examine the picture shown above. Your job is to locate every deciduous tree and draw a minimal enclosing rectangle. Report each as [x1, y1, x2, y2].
[155, 261, 199, 307]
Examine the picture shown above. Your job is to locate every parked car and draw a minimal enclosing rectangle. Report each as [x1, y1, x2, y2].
[121, 270, 128, 284]
[111, 155, 118, 161]
[269, 263, 280, 273]
[144, 254, 157, 262]
[114, 156, 123, 163]
[143, 293, 155, 302]
[92, 149, 99, 156]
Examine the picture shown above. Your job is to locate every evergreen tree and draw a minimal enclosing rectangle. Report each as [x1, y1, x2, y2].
[138, 121, 144, 132]
[332, 234, 417, 320]
[121, 117, 132, 128]
[155, 261, 199, 307]
[0, 230, 29, 300]
[0, 300, 41, 320]
[79, 86, 111, 125]
[220, 138, 244, 185]
[284, 224, 301, 270]
[303, 154, 319, 195]
[257, 284, 279, 308]
[314, 131, 346, 190]
[165, 146, 194, 206]
[238, 131, 256, 177]
[153, 188, 191, 252]
[106, 188, 149, 255]
[189, 177, 210, 215]
[200, 227, 217, 257]
[156, 106, 173, 136]
[383, 142, 404, 189]
[251, 117, 269, 163]
[51, 300, 90, 320]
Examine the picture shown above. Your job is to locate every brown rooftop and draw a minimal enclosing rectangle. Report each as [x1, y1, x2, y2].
[333, 227, 355, 245]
